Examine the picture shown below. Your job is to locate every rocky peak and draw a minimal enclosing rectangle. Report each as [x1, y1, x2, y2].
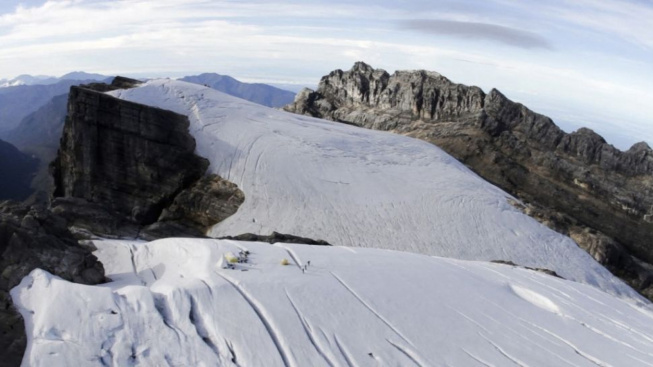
[288, 62, 652, 177]
[392, 69, 447, 88]
[483, 88, 565, 149]
[74, 75, 142, 93]
[624, 142, 653, 173]
[575, 127, 605, 139]
[110, 76, 143, 90]
[350, 61, 375, 74]
[289, 63, 485, 125]
[557, 128, 607, 164]
[318, 62, 389, 107]
[628, 141, 652, 156]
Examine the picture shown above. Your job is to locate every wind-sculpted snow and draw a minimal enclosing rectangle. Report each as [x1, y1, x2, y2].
[108, 80, 637, 299]
[11, 239, 653, 366]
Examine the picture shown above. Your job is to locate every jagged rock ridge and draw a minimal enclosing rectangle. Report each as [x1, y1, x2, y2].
[284, 61, 653, 299]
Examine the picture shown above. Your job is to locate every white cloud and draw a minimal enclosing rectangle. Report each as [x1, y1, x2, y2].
[492, 0, 653, 50]
[0, 0, 650, 148]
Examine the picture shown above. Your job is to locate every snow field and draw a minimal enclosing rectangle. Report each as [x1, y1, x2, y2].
[110, 80, 638, 300]
[11, 239, 653, 366]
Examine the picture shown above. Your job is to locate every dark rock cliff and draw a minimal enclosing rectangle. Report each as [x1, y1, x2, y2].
[50, 78, 244, 238]
[51, 84, 208, 225]
[3, 78, 143, 205]
[285, 62, 653, 300]
[140, 174, 245, 240]
[0, 201, 105, 366]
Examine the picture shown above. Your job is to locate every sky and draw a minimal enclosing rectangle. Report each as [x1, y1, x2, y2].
[0, 0, 651, 150]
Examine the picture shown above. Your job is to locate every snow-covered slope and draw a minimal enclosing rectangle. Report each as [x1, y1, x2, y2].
[108, 80, 635, 299]
[12, 239, 653, 366]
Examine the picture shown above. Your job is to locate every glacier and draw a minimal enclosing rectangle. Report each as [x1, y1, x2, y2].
[10, 79, 653, 366]
[12, 239, 653, 366]
[109, 80, 635, 298]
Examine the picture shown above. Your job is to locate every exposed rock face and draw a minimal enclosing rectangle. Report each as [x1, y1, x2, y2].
[569, 227, 653, 299]
[285, 62, 653, 300]
[141, 174, 244, 240]
[0, 201, 105, 365]
[50, 79, 245, 240]
[50, 197, 141, 239]
[52, 84, 209, 225]
[490, 260, 561, 278]
[218, 232, 332, 246]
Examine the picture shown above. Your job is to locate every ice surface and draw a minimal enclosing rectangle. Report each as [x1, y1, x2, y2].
[11, 239, 653, 366]
[108, 80, 637, 299]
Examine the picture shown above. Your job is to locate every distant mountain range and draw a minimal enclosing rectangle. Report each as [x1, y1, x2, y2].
[0, 71, 109, 88]
[180, 73, 295, 107]
[0, 77, 112, 135]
